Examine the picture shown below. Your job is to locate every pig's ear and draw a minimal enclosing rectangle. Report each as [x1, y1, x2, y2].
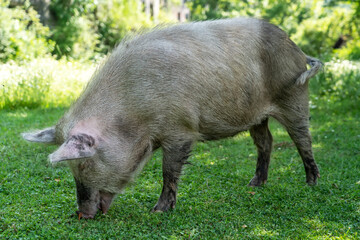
[49, 133, 96, 163]
[22, 127, 56, 144]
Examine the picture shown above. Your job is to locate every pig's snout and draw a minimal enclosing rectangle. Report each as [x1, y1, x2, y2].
[76, 201, 98, 220]
[76, 210, 95, 220]
[76, 191, 115, 219]
[76, 201, 99, 220]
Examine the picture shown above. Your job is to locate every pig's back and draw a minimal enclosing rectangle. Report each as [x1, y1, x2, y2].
[76, 18, 307, 140]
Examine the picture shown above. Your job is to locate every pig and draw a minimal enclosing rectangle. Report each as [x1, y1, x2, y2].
[22, 18, 322, 219]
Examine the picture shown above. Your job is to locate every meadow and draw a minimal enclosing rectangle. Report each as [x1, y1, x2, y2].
[0, 58, 359, 239]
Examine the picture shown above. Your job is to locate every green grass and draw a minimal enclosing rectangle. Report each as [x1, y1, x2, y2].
[0, 57, 96, 110]
[0, 59, 359, 239]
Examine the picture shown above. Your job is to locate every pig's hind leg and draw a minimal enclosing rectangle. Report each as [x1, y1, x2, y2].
[275, 97, 320, 185]
[248, 118, 273, 186]
[282, 117, 320, 185]
[152, 140, 193, 212]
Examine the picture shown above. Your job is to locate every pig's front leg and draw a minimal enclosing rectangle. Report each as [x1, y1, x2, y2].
[248, 118, 273, 186]
[152, 140, 193, 212]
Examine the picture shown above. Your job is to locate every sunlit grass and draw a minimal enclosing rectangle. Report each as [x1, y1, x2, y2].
[0, 57, 97, 109]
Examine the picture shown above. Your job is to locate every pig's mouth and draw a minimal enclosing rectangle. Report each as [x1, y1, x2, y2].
[76, 210, 94, 220]
[76, 191, 115, 219]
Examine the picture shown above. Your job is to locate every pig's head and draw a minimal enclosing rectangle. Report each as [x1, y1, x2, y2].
[22, 118, 152, 219]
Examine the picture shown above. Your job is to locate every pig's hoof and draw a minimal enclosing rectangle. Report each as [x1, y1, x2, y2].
[306, 172, 320, 186]
[151, 209, 164, 213]
[248, 176, 266, 187]
[305, 164, 320, 186]
[151, 201, 175, 213]
[151, 205, 169, 213]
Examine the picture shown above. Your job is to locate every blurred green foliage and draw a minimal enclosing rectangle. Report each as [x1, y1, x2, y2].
[50, 0, 151, 58]
[335, 39, 360, 61]
[0, 0, 359, 61]
[291, 3, 355, 59]
[188, 0, 360, 59]
[311, 60, 360, 107]
[0, 0, 151, 61]
[95, 0, 152, 54]
[0, 0, 54, 62]
[50, 0, 99, 59]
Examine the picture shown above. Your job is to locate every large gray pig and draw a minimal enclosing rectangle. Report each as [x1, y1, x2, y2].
[22, 18, 322, 219]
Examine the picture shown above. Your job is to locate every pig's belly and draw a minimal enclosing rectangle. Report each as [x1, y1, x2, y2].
[196, 105, 274, 141]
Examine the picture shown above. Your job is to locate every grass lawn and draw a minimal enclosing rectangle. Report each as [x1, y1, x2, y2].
[0, 60, 359, 239]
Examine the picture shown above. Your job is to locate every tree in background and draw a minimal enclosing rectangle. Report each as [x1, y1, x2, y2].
[1, 0, 359, 61]
[95, 0, 151, 54]
[50, 0, 99, 59]
[323, 0, 360, 60]
[50, 0, 185, 58]
[0, 0, 53, 62]
[1, 0, 181, 60]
